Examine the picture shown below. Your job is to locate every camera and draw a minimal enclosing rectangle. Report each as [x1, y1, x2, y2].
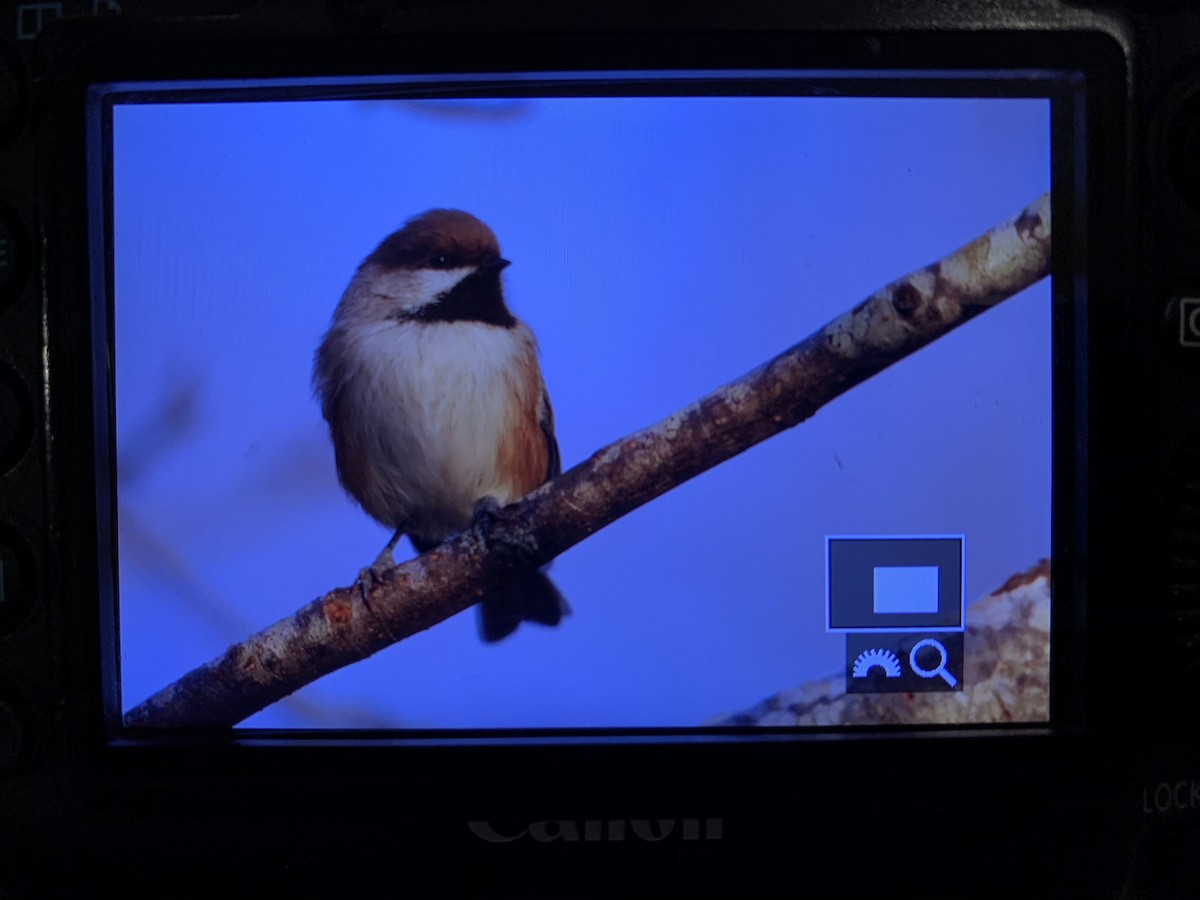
[2, 1, 1199, 896]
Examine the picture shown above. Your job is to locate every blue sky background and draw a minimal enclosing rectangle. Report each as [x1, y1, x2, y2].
[110, 92, 1051, 728]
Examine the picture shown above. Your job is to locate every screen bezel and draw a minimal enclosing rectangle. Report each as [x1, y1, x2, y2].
[34, 26, 1128, 756]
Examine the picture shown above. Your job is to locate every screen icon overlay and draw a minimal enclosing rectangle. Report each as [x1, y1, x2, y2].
[828, 536, 965, 693]
[844, 632, 963, 694]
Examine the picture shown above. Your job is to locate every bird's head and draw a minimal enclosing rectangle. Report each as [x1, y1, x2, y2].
[354, 208, 515, 328]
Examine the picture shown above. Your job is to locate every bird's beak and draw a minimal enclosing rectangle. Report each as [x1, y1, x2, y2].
[483, 257, 511, 273]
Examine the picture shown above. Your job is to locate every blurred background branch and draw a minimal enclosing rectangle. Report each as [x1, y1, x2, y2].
[119, 368, 399, 727]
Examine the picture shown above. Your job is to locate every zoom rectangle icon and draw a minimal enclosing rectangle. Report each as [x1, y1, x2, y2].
[827, 535, 964, 633]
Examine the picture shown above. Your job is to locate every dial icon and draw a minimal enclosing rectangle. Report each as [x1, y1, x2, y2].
[851, 647, 902, 678]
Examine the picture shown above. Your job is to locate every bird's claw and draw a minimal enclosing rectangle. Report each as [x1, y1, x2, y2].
[356, 545, 397, 603]
[472, 495, 502, 522]
[470, 496, 510, 552]
[470, 495, 539, 563]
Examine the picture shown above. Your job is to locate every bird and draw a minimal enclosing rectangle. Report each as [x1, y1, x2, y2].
[313, 208, 568, 642]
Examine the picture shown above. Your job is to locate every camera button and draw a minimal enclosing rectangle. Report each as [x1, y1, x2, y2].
[0, 202, 29, 310]
[0, 686, 33, 773]
[0, 523, 36, 632]
[0, 40, 28, 147]
[0, 362, 34, 474]
[1165, 294, 1200, 351]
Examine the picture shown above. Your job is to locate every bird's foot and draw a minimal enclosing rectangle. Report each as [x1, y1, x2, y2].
[355, 544, 397, 603]
[471, 495, 503, 524]
[470, 495, 537, 562]
[469, 496, 508, 552]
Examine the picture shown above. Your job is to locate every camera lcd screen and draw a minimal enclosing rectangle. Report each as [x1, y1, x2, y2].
[101, 79, 1053, 730]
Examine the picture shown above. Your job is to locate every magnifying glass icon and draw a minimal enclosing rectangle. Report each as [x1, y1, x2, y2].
[909, 638, 958, 688]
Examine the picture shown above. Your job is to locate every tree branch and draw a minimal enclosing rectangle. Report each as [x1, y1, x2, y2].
[124, 192, 1052, 728]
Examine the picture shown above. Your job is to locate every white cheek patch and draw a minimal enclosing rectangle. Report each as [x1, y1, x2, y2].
[396, 266, 475, 312]
[415, 267, 475, 298]
[369, 267, 475, 313]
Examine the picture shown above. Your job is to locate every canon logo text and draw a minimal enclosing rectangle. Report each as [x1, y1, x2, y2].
[467, 818, 724, 843]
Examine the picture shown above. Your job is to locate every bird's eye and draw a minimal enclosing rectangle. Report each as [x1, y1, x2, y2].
[429, 253, 454, 269]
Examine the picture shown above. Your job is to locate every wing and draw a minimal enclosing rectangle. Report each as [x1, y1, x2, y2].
[539, 388, 561, 481]
[313, 325, 379, 518]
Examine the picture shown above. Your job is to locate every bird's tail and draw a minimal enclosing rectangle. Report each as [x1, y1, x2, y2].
[478, 567, 569, 643]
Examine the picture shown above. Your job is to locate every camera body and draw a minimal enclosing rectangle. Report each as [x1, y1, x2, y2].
[2, 1, 1200, 896]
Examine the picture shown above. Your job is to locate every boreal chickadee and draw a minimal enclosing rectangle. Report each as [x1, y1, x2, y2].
[313, 209, 567, 642]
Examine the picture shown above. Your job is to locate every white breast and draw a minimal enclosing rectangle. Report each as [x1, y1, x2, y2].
[346, 318, 538, 537]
